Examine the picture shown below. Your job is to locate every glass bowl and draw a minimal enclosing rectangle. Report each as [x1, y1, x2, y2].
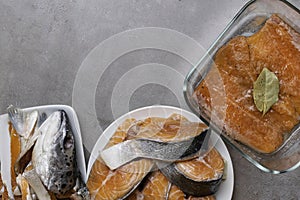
[183, 0, 300, 174]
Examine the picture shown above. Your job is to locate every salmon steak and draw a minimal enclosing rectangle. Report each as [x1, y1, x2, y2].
[126, 171, 170, 200]
[87, 119, 154, 200]
[159, 148, 224, 197]
[100, 114, 209, 170]
[194, 14, 300, 153]
[127, 114, 207, 142]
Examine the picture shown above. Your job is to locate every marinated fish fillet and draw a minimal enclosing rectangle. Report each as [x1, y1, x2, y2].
[87, 119, 154, 200]
[194, 14, 300, 153]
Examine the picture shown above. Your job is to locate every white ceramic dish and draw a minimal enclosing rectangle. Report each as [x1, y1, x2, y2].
[0, 105, 86, 198]
[87, 105, 234, 199]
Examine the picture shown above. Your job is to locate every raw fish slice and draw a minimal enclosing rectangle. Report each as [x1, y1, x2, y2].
[168, 184, 185, 200]
[126, 117, 170, 141]
[111, 118, 137, 147]
[87, 119, 153, 200]
[101, 116, 209, 170]
[140, 171, 171, 200]
[87, 119, 133, 196]
[88, 158, 153, 200]
[159, 148, 224, 197]
[101, 129, 208, 170]
[128, 115, 207, 142]
[125, 190, 144, 200]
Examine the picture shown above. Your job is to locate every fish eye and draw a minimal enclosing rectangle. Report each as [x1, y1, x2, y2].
[63, 133, 74, 149]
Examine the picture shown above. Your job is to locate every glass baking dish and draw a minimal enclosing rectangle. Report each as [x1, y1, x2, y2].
[183, 0, 300, 174]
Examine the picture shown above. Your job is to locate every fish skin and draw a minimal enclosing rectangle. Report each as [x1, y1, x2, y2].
[31, 110, 90, 199]
[157, 148, 224, 197]
[101, 129, 208, 170]
[158, 161, 222, 197]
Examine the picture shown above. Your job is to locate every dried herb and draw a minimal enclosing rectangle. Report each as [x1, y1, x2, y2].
[253, 67, 279, 115]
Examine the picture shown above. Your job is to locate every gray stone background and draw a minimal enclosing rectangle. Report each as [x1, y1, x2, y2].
[1, 0, 300, 199]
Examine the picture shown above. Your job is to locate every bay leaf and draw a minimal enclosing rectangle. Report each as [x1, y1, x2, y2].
[253, 67, 279, 115]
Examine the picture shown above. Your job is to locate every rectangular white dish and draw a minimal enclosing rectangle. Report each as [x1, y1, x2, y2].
[0, 105, 87, 197]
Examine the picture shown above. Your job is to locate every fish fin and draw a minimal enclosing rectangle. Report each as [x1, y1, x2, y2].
[7, 105, 39, 140]
[7, 105, 25, 136]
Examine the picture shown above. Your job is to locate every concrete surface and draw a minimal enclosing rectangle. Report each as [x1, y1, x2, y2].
[1, 0, 300, 199]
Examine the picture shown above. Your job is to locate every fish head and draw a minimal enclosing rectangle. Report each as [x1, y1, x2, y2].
[40, 110, 75, 155]
[34, 110, 77, 195]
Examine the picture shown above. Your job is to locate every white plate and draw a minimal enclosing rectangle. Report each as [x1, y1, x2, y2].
[0, 105, 87, 198]
[87, 105, 234, 199]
